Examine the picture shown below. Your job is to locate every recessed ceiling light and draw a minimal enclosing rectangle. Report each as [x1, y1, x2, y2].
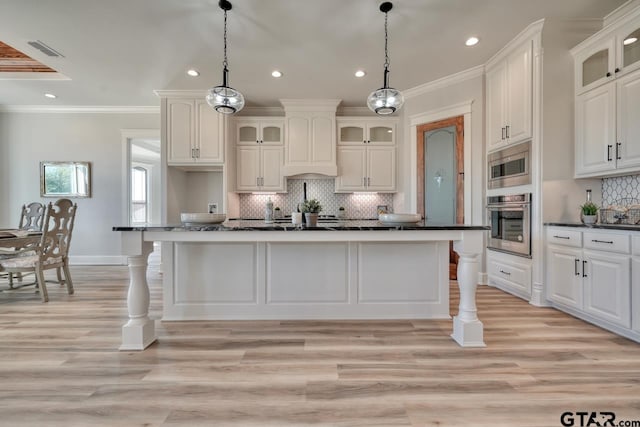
[187, 69, 200, 77]
[465, 37, 479, 47]
[44, 93, 57, 99]
[355, 70, 366, 78]
[271, 70, 282, 78]
[623, 37, 638, 46]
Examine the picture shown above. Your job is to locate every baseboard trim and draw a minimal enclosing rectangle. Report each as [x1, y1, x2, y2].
[69, 256, 128, 266]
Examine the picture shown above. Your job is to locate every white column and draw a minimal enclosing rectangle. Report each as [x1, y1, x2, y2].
[120, 240, 156, 350]
[452, 232, 486, 347]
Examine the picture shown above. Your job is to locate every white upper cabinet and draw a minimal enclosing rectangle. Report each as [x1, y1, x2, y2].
[236, 119, 283, 146]
[233, 117, 284, 192]
[485, 39, 532, 151]
[573, 9, 640, 177]
[337, 120, 395, 146]
[166, 98, 225, 165]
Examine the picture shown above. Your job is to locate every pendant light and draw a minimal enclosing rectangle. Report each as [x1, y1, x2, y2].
[367, 2, 404, 115]
[206, 0, 245, 114]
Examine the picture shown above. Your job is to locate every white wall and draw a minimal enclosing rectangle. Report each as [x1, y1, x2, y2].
[0, 112, 159, 264]
[399, 75, 485, 225]
[541, 19, 602, 222]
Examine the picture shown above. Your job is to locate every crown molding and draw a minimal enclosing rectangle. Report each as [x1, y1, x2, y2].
[236, 106, 284, 117]
[0, 105, 159, 114]
[604, 0, 640, 28]
[280, 99, 342, 112]
[486, 19, 545, 69]
[402, 65, 484, 100]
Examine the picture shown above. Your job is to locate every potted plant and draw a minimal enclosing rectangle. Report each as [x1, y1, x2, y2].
[300, 199, 322, 227]
[580, 201, 598, 225]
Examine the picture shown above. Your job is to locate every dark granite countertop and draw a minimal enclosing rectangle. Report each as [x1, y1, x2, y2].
[545, 222, 640, 232]
[114, 219, 489, 232]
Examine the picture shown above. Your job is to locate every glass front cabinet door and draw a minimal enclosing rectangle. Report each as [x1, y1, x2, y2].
[617, 21, 640, 76]
[575, 38, 616, 95]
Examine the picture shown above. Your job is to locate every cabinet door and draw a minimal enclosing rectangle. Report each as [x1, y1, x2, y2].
[367, 147, 396, 191]
[167, 99, 195, 164]
[336, 147, 366, 191]
[261, 122, 283, 145]
[616, 21, 640, 76]
[575, 83, 617, 177]
[236, 147, 260, 191]
[616, 71, 640, 170]
[506, 41, 532, 144]
[575, 38, 615, 95]
[583, 250, 631, 328]
[237, 122, 259, 145]
[196, 100, 224, 163]
[368, 124, 395, 146]
[486, 63, 507, 150]
[260, 147, 284, 191]
[338, 123, 365, 146]
[546, 246, 583, 310]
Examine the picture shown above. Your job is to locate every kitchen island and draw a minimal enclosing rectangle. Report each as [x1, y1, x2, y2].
[114, 220, 488, 351]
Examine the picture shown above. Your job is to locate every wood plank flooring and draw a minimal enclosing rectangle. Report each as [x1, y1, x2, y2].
[1, 265, 639, 426]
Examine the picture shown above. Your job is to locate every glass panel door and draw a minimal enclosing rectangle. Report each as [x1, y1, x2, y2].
[369, 125, 393, 144]
[424, 126, 456, 223]
[622, 28, 640, 68]
[583, 49, 609, 87]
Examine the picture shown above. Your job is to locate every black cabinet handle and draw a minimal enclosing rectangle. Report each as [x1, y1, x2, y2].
[616, 142, 622, 160]
[607, 145, 613, 161]
[501, 127, 505, 140]
[615, 68, 620, 73]
[505, 125, 510, 139]
[574, 259, 580, 276]
[591, 239, 614, 244]
[499, 269, 511, 276]
[553, 235, 570, 239]
[582, 260, 588, 278]
[606, 72, 612, 77]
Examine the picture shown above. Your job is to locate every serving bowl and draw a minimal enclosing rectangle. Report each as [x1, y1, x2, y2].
[378, 213, 421, 225]
[180, 213, 226, 225]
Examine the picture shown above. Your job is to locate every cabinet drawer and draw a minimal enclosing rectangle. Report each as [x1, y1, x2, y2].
[488, 259, 531, 290]
[546, 228, 582, 248]
[583, 232, 630, 254]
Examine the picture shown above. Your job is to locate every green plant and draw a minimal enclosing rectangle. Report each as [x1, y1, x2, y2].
[300, 199, 322, 214]
[580, 201, 598, 216]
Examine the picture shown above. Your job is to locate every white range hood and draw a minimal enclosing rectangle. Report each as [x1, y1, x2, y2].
[280, 99, 341, 177]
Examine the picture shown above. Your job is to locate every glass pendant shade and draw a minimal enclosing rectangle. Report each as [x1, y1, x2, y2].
[206, 83, 245, 114]
[367, 86, 404, 115]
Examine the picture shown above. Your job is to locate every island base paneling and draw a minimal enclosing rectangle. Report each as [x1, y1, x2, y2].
[162, 241, 449, 320]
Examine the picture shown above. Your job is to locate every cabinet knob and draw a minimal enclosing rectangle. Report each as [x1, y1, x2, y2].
[606, 72, 612, 77]
[615, 68, 620, 73]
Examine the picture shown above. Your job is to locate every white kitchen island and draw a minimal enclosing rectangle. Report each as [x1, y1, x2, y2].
[114, 220, 488, 351]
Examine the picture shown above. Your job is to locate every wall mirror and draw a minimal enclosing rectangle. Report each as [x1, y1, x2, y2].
[40, 161, 91, 198]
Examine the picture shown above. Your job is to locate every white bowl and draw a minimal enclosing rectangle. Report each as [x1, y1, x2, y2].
[378, 213, 421, 224]
[180, 213, 226, 225]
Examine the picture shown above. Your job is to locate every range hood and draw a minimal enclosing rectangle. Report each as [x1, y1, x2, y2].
[281, 99, 341, 177]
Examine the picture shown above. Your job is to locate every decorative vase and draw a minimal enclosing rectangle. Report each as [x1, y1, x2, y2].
[304, 213, 318, 227]
[582, 214, 597, 225]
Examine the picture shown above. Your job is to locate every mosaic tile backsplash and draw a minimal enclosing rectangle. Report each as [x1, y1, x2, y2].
[238, 179, 394, 219]
[602, 174, 640, 207]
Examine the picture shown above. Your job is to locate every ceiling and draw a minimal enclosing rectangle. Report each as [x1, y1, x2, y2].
[0, 0, 628, 108]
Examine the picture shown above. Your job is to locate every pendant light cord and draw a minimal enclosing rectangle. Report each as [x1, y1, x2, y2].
[384, 11, 389, 70]
[223, 9, 228, 69]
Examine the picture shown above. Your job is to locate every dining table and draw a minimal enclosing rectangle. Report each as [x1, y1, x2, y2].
[0, 229, 41, 249]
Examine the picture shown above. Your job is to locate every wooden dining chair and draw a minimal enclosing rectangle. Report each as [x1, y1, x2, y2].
[19, 202, 46, 231]
[0, 199, 77, 302]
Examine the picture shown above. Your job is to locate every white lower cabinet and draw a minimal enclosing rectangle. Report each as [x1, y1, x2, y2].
[487, 251, 532, 300]
[546, 227, 635, 339]
[633, 236, 640, 334]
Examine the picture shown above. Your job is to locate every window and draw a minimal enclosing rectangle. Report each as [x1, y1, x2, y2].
[131, 166, 148, 223]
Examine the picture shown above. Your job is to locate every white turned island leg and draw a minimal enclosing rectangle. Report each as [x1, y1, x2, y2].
[120, 236, 156, 351]
[452, 232, 486, 347]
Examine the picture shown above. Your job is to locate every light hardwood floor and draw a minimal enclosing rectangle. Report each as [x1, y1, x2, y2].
[0, 265, 639, 427]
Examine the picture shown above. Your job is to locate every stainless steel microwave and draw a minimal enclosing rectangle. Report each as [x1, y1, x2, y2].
[487, 141, 531, 189]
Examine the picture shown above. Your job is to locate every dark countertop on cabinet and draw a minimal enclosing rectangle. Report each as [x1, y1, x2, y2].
[545, 222, 640, 232]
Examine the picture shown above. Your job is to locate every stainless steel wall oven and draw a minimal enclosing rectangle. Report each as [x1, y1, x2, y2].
[487, 193, 531, 258]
